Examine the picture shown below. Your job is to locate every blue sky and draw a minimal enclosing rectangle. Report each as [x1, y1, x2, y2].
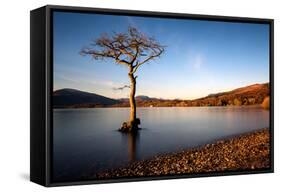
[53, 11, 269, 99]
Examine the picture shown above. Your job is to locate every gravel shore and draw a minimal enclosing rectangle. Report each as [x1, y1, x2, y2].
[94, 128, 270, 179]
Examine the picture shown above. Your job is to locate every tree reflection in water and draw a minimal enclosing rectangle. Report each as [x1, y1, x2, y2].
[127, 131, 140, 162]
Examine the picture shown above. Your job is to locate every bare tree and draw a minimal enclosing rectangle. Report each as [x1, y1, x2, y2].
[81, 27, 165, 132]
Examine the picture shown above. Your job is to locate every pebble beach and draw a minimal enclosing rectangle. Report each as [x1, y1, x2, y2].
[94, 128, 270, 179]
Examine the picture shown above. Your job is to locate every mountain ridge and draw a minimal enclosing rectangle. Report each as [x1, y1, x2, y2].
[53, 82, 269, 108]
[53, 88, 119, 108]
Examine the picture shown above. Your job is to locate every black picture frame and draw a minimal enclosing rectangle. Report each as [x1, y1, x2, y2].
[30, 5, 274, 187]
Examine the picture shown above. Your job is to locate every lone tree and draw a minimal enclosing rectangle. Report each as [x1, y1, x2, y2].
[81, 27, 165, 132]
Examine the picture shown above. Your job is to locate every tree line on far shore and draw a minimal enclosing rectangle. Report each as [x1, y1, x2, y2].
[111, 83, 270, 108]
[54, 83, 270, 109]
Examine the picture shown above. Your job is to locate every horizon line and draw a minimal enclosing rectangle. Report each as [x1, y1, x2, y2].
[53, 81, 269, 101]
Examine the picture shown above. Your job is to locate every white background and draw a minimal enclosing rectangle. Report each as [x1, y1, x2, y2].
[0, 0, 279, 191]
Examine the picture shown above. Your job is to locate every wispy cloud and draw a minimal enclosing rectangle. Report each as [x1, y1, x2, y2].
[193, 54, 203, 70]
[126, 16, 138, 29]
[54, 73, 79, 84]
[183, 52, 204, 72]
[91, 80, 119, 88]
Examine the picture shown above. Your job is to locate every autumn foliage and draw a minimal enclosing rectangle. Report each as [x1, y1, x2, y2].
[113, 83, 270, 108]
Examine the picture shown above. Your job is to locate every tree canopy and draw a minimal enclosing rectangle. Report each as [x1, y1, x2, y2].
[80, 27, 165, 74]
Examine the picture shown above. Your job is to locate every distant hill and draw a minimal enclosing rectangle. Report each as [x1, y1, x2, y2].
[53, 83, 269, 108]
[53, 88, 119, 108]
[194, 83, 269, 106]
[113, 82, 269, 107]
[206, 83, 269, 98]
[118, 95, 159, 102]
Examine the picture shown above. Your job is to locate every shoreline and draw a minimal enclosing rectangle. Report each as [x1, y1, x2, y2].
[93, 128, 270, 179]
[54, 104, 265, 109]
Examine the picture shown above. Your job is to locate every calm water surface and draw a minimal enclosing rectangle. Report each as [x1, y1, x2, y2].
[53, 106, 269, 181]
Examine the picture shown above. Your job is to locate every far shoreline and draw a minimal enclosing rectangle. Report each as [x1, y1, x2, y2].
[53, 104, 267, 110]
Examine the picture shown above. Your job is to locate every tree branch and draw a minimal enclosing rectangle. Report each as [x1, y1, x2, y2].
[132, 47, 164, 73]
[81, 26, 165, 70]
[113, 85, 130, 91]
[80, 48, 131, 66]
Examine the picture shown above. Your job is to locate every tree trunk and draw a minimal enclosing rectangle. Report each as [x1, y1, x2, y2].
[119, 67, 140, 132]
[128, 70, 137, 130]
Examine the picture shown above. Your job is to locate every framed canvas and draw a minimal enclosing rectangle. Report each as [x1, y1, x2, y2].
[30, 5, 274, 187]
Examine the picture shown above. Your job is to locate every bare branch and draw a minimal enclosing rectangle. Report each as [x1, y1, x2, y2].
[81, 26, 165, 70]
[132, 47, 164, 74]
[80, 48, 131, 66]
[113, 85, 130, 91]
